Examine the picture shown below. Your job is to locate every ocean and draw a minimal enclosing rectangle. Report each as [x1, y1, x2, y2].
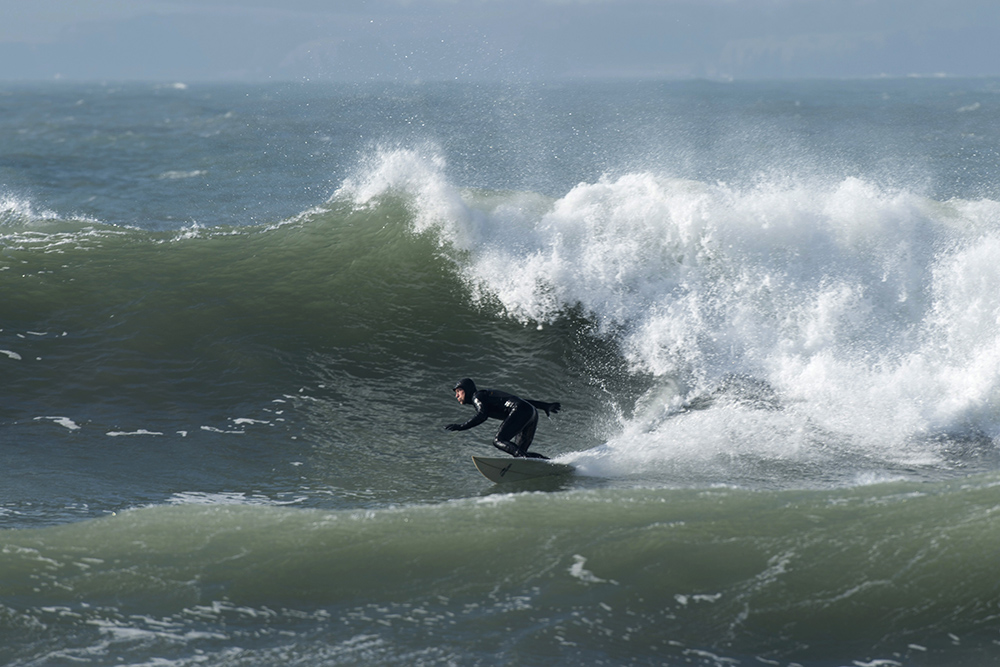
[3, 77, 1000, 666]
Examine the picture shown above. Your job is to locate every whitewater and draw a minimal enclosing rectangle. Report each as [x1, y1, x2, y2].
[3, 78, 1000, 666]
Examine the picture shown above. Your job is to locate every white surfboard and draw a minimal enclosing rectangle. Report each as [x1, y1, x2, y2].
[472, 455, 574, 484]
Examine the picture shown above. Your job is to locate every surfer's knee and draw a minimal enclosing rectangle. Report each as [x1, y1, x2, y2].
[493, 439, 523, 457]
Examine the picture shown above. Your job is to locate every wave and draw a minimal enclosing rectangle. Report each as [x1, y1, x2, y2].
[4, 474, 1000, 665]
[5, 144, 1000, 486]
[338, 146, 1000, 480]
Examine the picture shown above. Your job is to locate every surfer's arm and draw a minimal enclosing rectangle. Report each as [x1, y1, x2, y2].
[444, 412, 488, 431]
[527, 399, 561, 416]
[444, 400, 490, 431]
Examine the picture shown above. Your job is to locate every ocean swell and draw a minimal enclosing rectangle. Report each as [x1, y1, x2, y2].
[4, 475, 1000, 666]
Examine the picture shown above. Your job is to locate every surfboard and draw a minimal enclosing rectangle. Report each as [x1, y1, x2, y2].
[472, 455, 574, 484]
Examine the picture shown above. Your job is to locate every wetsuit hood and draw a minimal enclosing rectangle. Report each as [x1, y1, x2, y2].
[452, 378, 477, 404]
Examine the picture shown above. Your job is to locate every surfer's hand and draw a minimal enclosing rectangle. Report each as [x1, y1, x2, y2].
[546, 402, 561, 416]
[444, 423, 463, 431]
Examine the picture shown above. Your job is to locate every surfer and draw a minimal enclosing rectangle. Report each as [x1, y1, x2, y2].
[444, 378, 561, 459]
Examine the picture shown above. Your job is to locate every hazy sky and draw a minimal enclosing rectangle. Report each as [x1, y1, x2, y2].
[1, 0, 997, 82]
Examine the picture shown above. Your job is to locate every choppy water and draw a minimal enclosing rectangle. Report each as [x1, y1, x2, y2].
[3, 78, 1000, 665]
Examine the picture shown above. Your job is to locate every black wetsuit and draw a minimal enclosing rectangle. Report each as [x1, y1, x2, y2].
[446, 380, 560, 458]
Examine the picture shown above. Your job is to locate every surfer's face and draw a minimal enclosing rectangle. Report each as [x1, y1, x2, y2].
[455, 388, 466, 403]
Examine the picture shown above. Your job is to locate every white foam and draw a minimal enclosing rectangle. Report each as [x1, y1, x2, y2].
[165, 491, 306, 507]
[568, 554, 617, 585]
[158, 169, 206, 180]
[35, 416, 81, 431]
[201, 425, 245, 434]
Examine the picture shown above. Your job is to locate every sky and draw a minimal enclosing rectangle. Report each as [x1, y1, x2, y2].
[0, 0, 997, 82]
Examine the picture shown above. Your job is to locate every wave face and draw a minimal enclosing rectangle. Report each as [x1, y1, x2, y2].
[4, 79, 1000, 665]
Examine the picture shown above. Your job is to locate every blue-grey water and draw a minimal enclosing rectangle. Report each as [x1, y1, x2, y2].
[3, 78, 1000, 666]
